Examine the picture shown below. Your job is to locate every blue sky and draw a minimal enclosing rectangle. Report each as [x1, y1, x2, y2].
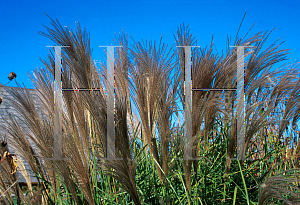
[1, 0, 299, 88]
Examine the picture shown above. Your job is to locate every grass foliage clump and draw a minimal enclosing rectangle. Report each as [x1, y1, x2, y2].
[1, 17, 300, 204]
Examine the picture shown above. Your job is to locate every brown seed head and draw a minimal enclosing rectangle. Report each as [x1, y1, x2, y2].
[8, 72, 17, 81]
[1, 141, 7, 147]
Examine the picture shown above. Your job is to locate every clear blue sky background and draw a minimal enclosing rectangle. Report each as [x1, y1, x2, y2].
[1, 0, 300, 89]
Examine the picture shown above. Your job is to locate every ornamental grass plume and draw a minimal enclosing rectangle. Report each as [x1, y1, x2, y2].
[1, 15, 300, 204]
[0, 140, 23, 205]
[258, 160, 300, 205]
